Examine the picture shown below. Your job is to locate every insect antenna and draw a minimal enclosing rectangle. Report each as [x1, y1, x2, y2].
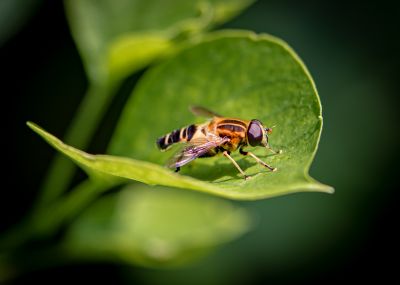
[264, 124, 282, 154]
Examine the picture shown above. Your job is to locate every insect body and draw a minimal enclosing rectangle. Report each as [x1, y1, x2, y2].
[156, 106, 281, 180]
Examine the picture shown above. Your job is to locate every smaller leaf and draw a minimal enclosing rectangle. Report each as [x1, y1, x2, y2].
[65, 0, 255, 84]
[107, 33, 173, 81]
[64, 185, 250, 267]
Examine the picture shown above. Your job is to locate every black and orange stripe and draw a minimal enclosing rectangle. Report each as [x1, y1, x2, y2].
[156, 124, 197, 150]
[218, 119, 247, 127]
[216, 119, 247, 133]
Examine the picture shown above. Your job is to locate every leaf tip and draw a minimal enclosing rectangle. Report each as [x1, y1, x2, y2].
[326, 186, 335, 194]
[26, 121, 40, 132]
[317, 184, 335, 194]
[305, 178, 335, 195]
[26, 121, 47, 138]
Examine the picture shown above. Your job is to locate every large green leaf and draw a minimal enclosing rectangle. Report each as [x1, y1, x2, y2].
[65, 0, 254, 84]
[64, 185, 250, 267]
[109, 30, 333, 197]
[28, 31, 333, 200]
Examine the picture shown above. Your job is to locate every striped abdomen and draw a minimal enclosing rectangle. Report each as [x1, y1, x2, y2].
[156, 124, 197, 150]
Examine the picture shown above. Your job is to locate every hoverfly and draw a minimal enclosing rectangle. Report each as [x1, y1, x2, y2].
[156, 106, 281, 180]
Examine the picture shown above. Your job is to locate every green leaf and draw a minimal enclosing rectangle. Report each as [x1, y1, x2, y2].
[64, 185, 250, 267]
[109, 30, 333, 198]
[28, 31, 333, 200]
[65, 0, 255, 84]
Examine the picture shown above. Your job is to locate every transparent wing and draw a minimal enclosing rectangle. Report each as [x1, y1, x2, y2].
[167, 134, 229, 169]
[189, 105, 222, 118]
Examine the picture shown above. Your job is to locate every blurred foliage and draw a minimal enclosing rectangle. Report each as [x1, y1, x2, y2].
[8, 0, 398, 284]
[65, 0, 255, 84]
[64, 185, 250, 267]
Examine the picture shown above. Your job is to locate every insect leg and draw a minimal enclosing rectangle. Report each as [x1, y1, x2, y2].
[240, 148, 277, 172]
[222, 150, 250, 180]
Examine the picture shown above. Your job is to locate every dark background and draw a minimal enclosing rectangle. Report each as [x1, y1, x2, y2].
[1, 0, 399, 284]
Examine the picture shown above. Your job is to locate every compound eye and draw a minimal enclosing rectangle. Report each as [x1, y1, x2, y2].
[247, 120, 263, 146]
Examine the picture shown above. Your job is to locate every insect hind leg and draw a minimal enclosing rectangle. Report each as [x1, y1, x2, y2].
[240, 148, 277, 171]
[222, 151, 250, 180]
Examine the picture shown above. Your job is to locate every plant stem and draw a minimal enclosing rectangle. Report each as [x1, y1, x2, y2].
[0, 181, 117, 281]
[0, 179, 118, 253]
[32, 179, 117, 238]
[36, 83, 116, 209]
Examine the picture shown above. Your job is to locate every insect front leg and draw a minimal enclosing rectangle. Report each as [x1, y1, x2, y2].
[239, 148, 277, 172]
[222, 150, 250, 180]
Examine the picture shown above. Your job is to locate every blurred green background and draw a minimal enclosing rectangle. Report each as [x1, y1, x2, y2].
[2, 0, 399, 284]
